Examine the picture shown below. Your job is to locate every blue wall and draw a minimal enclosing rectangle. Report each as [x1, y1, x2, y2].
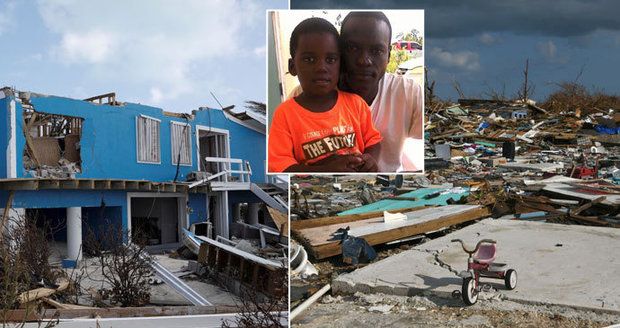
[1, 93, 265, 183]
[188, 193, 207, 226]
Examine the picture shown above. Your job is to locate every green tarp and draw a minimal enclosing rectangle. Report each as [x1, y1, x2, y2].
[338, 187, 470, 216]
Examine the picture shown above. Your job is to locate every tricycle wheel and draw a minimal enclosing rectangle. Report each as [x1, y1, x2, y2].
[504, 269, 517, 290]
[462, 277, 478, 305]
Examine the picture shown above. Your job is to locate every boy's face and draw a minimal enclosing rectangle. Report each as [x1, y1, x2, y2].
[289, 32, 340, 97]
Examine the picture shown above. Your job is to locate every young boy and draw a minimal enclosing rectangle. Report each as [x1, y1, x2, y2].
[268, 17, 382, 172]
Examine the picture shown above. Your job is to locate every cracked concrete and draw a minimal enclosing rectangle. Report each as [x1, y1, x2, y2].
[333, 219, 620, 312]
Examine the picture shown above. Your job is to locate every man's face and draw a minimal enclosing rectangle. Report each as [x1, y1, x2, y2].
[341, 17, 391, 104]
[289, 32, 340, 98]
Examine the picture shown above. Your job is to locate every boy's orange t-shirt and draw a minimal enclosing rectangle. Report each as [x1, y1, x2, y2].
[268, 90, 382, 172]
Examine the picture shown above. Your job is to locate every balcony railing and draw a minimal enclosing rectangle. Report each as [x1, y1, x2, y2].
[189, 157, 251, 188]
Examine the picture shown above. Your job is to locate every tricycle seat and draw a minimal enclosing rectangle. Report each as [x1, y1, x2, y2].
[473, 243, 496, 264]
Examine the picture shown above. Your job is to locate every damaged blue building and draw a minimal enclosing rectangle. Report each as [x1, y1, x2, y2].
[0, 87, 286, 268]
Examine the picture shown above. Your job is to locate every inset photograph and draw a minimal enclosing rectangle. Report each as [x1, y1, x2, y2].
[267, 10, 424, 173]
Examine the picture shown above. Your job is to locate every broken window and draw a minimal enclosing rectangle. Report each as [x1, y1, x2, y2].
[23, 107, 83, 178]
[170, 121, 191, 165]
[136, 115, 160, 163]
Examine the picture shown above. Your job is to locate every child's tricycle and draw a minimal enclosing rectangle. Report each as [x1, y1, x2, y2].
[451, 238, 517, 305]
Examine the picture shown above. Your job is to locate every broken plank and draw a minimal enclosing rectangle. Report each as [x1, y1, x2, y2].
[569, 196, 606, 216]
[299, 205, 490, 260]
[291, 206, 426, 230]
[267, 207, 289, 237]
[18, 280, 69, 304]
[568, 214, 617, 227]
[195, 235, 282, 270]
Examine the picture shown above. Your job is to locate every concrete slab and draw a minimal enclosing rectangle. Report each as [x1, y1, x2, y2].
[333, 219, 620, 312]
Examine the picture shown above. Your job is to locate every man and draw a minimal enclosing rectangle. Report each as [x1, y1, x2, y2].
[303, 11, 423, 172]
[338, 11, 423, 172]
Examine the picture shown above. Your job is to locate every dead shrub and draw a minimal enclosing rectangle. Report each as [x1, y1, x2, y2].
[84, 224, 152, 307]
[221, 261, 288, 328]
[1, 213, 61, 309]
[1, 212, 61, 327]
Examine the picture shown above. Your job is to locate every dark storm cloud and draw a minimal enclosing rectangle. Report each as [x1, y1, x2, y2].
[291, 0, 620, 38]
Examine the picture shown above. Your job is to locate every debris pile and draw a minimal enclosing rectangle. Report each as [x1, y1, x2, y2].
[424, 98, 620, 226]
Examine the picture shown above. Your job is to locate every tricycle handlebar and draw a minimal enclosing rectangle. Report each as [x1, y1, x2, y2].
[451, 238, 496, 254]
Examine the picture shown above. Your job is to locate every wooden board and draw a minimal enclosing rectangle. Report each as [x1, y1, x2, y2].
[267, 206, 289, 237]
[291, 206, 426, 230]
[293, 205, 490, 260]
[18, 280, 69, 304]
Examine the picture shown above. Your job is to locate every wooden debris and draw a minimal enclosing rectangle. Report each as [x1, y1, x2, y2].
[18, 280, 69, 304]
[292, 205, 490, 259]
[267, 206, 288, 237]
[196, 235, 285, 297]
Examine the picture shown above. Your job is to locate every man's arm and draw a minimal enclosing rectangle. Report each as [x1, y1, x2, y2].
[409, 80, 424, 139]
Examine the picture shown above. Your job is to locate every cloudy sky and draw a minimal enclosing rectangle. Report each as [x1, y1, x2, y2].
[0, 0, 287, 112]
[292, 0, 620, 102]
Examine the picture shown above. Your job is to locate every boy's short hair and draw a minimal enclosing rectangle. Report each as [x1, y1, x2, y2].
[341, 11, 392, 46]
[289, 17, 339, 58]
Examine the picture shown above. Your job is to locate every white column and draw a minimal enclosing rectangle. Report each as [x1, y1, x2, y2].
[66, 207, 82, 264]
[248, 203, 260, 225]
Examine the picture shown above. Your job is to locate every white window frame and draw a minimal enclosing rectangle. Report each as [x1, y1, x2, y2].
[170, 121, 192, 166]
[195, 125, 230, 172]
[136, 115, 161, 164]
